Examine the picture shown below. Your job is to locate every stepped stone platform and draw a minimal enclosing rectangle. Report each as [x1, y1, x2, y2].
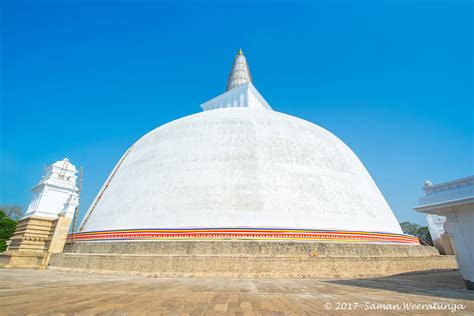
[0, 215, 71, 269]
[49, 240, 458, 278]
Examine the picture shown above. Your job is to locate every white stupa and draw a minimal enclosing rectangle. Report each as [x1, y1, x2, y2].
[76, 50, 416, 244]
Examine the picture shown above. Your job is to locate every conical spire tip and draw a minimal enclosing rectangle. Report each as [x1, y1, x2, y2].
[227, 48, 251, 91]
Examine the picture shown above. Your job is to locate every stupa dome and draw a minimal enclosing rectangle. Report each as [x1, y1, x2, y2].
[80, 107, 402, 235]
[77, 50, 414, 244]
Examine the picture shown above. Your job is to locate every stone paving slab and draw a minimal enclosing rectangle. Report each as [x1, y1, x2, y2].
[0, 269, 472, 315]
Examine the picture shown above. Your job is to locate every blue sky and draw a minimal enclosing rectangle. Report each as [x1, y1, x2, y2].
[1, 1, 472, 226]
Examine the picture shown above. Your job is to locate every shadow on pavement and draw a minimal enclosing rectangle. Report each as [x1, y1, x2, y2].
[325, 269, 473, 301]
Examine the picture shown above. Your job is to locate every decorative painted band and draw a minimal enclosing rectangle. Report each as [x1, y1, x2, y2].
[68, 228, 420, 244]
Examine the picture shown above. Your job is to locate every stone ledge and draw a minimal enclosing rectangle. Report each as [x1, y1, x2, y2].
[64, 240, 439, 257]
[49, 253, 458, 279]
[0, 251, 47, 269]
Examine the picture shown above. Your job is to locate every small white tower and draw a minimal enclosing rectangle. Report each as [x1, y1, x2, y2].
[24, 158, 79, 219]
[0, 158, 80, 269]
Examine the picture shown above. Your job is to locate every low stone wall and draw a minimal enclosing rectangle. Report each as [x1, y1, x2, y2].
[1, 215, 72, 269]
[49, 253, 457, 278]
[49, 241, 457, 278]
[63, 240, 439, 257]
[1, 216, 55, 269]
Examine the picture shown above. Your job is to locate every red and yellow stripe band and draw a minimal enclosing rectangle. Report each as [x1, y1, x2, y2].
[68, 228, 420, 244]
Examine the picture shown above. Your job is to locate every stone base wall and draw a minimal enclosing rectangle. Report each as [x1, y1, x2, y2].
[47, 217, 72, 253]
[63, 240, 439, 257]
[0, 215, 72, 269]
[433, 233, 455, 255]
[7, 216, 55, 253]
[49, 241, 457, 278]
[49, 253, 457, 279]
[0, 251, 46, 269]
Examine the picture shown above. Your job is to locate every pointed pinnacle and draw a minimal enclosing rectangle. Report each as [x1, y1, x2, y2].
[227, 49, 252, 91]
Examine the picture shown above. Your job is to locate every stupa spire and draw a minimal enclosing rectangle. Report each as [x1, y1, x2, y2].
[200, 49, 271, 111]
[226, 48, 252, 91]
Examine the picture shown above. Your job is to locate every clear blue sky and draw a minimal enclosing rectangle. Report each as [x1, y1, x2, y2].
[1, 1, 472, 226]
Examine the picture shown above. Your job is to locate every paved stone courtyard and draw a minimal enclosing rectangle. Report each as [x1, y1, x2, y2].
[0, 269, 472, 315]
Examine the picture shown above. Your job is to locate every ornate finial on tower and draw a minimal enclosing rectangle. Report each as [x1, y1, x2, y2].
[200, 49, 271, 111]
[227, 49, 252, 91]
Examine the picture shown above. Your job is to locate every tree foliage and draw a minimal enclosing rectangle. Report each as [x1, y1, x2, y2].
[0, 208, 20, 252]
[0, 205, 23, 220]
[400, 221, 420, 235]
[416, 226, 433, 246]
[400, 221, 433, 246]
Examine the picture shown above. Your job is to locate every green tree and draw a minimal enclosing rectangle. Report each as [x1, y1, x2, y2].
[0, 209, 20, 252]
[416, 226, 434, 246]
[400, 221, 433, 246]
[400, 221, 420, 235]
[0, 205, 23, 220]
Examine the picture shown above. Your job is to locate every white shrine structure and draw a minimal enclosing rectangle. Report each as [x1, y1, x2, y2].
[40, 50, 457, 278]
[0, 158, 79, 269]
[425, 214, 454, 255]
[74, 49, 415, 243]
[24, 158, 79, 219]
[415, 176, 474, 290]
